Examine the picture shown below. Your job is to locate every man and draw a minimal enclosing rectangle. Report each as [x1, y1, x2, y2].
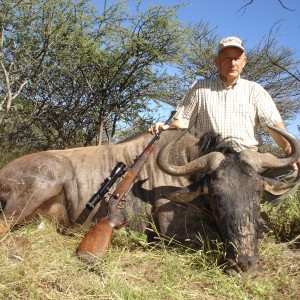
[149, 36, 299, 206]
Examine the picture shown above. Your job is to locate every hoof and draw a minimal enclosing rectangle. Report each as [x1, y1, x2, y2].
[223, 257, 260, 276]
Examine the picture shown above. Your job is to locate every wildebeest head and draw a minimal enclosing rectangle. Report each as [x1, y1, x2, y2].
[157, 126, 300, 275]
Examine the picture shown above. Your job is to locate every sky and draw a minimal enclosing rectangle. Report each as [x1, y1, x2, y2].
[98, 0, 300, 135]
[136, 0, 300, 56]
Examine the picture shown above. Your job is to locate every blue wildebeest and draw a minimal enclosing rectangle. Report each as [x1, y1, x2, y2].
[0, 127, 299, 275]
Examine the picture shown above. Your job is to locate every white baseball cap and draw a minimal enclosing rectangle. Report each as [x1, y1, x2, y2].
[218, 36, 244, 53]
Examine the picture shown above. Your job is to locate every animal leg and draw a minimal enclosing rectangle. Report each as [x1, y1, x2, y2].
[32, 188, 71, 228]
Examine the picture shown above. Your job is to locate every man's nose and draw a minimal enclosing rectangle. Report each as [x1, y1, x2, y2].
[229, 59, 238, 66]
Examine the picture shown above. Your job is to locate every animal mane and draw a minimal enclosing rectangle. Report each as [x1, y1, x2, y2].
[197, 132, 238, 156]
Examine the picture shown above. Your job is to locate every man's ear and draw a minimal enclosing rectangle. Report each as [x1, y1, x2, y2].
[242, 55, 247, 67]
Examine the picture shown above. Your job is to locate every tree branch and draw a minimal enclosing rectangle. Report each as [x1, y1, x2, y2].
[237, 0, 295, 14]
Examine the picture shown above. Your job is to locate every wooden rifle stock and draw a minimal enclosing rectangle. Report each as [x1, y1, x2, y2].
[76, 217, 114, 262]
[76, 111, 176, 263]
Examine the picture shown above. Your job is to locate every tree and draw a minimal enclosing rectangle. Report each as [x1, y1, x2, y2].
[0, 0, 99, 149]
[67, 2, 188, 145]
[237, 0, 300, 86]
[1, 0, 190, 149]
[238, 0, 296, 13]
[0, 0, 91, 125]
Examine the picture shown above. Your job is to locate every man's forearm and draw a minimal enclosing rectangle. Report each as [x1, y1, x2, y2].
[169, 119, 185, 129]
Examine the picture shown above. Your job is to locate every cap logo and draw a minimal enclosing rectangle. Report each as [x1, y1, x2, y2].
[218, 36, 244, 53]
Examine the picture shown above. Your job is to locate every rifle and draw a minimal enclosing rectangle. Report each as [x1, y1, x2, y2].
[75, 162, 127, 224]
[76, 111, 176, 263]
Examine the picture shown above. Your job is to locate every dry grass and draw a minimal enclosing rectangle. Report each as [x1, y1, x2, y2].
[0, 194, 299, 300]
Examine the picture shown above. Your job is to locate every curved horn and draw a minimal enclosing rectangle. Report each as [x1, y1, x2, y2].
[157, 133, 225, 176]
[239, 126, 300, 171]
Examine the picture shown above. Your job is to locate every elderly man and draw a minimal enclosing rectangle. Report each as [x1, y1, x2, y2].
[149, 36, 300, 206]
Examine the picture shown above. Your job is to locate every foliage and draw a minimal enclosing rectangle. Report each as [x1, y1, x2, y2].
[0, 0, 96, 149]
[1, 0, 190, 150]
[244, 33, 300, 123]
[261, 191, 300, 243]
[0, 0, 91, 123]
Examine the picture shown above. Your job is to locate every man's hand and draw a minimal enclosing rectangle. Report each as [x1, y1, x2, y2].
[148, 119, 183, 135]
[148, 122, 171, 135]
[286, 145, 300, 178]
[267, 123, 300, 179]
[292, 160, 300, 178]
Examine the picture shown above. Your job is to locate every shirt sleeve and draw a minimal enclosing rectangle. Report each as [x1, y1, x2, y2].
[173, 81, 199, 128]
[255, 83, 282, 128]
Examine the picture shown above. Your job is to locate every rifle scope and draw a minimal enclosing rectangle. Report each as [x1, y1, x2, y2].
[86, 162, 126, 209]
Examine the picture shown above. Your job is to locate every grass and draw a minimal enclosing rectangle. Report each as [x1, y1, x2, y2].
[0, 193, 299, 300]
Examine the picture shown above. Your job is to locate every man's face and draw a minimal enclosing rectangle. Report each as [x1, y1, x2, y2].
[215, 47, 247, 82]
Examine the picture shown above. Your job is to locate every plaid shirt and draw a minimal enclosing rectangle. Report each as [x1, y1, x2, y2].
[174, 76, 282, 151]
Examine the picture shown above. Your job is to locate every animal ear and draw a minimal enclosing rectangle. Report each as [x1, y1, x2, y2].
[164, 181, 208, 202]
[262, 177, 294, 195]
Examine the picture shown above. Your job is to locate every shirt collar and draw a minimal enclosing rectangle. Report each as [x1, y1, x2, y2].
[219, 75, 240, 89]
